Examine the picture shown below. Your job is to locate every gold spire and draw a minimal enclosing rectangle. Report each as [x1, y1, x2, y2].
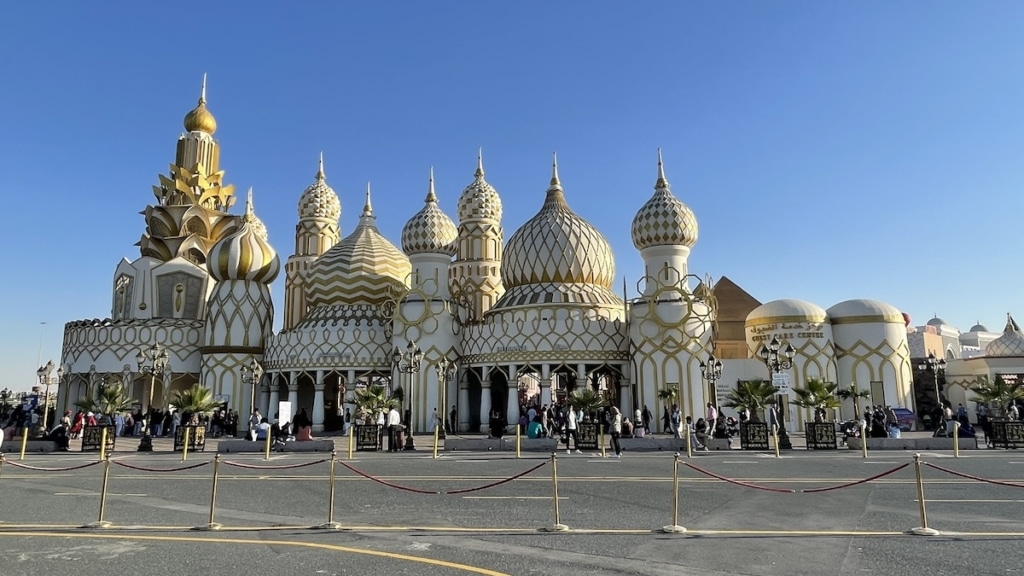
[183, 73, 217, 134]
[316, 151, 325, 180]
[363, 182, 373, 216]
[475, 148, 484, 178]
[242, 187, 256, 223]
[426, 166, 437, 202]
[549, 152, 561, 188]
[656, 148, 669, 188]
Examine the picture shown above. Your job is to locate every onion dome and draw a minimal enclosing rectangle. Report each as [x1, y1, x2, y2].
[986, 313, 1024, 357]
[304, 184, 411, 307]
[631, 149, 698, 250]
[456, 150, 502, 221]
[970, 322, 990, 332]
[826, 299, 904, 324]
[183, 75, 217, 135]
[402, 167, 457, 256]
[501, 155, 615, 291]
[747, 299, 828, 324]
[298, 153, 341, 221]
[207, 189, 280, 283]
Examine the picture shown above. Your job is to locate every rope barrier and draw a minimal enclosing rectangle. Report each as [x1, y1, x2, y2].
[2, 460, 103, 473]
[111, 460, 211, 473]
[800, 463, 910, 493]
[445, 461, 548, 495]
[336, 460, 439, 495]
[222, 458, 328, 471]
[923, 462, 1024, 489]
[683, 462, 796, 493]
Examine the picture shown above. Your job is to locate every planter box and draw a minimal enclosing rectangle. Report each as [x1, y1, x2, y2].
[1, 441, 58, 453]
[846, 437, 978, 451]
[217, 439, 336, 453]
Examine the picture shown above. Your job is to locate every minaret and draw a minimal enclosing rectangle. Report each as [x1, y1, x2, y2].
[284, 153, 341, 329]
[176, 74, 221, 177]
[450, 150, 504, 322]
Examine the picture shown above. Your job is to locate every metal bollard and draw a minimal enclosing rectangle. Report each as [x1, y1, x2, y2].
[434, 425, 440, 460]
[264, 430, 272, 461]
[600, 424, 606, 458]
[772, 425, 781, 458]
[0, 453, 5, 479]
[348, 427, 355, 460]
[685, 425, 692, 458]
[545, 453, 569, 531]
[516, 423, 521, 459]
[318, 452, 342, 529]
[860, 422, 868, 459]
[197, 454, 223, 531]
[953, 422, 960, 458]
[83, 454, 113, 529]
[19, 427, 29, 461]
[181, 428, 190, 462]
[662, 453, 686, 533]
[910, 453, 939, 536]
[99, 427, 108, 462]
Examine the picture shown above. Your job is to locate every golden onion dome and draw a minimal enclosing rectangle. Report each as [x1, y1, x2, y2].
[631, 150, 698, 250]
[501, 156, 615, 290]
[207, 189, 280, 283]
[402, 168, 457, 256]
[304, 185, 411, 307]
[456, 151, 502, 222]
[183, 76, 217, 135]
[298, 153, 342, 221]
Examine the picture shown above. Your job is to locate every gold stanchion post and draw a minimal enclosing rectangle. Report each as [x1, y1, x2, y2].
[772, 425, 780, 458]
[99, 427, 108, 462]
[433, 425, 440, 459]
[264, 429, 272, 460]
[348, 427, 355, 460]
[600, 424, 606, 458]
[860, 422, 868, 459]
[685, 425, 692, 458]
[544, 453, 569, 532]
[317, 451, 342, 529]
[83, 454, 113, 529]
[910, 453, 939, 536]
[19, 427, 29, 461]
[662, 452, 686, 533]
[181, 428, 190, 462]
[196, 454, 223, 531]
[516, 422, 522, 459]
[953, 422, 960, 458]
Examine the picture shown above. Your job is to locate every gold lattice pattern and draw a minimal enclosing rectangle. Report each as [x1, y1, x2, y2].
[298, 173, 341, 221]
[402, 194, 457, 256]
[204, 282, 275, 349]
[631, 183, 698, 250]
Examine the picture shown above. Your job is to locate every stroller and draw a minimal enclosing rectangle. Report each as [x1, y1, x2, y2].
[839, 420, 861, 446]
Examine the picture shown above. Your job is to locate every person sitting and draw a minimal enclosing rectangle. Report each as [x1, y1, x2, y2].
[48, 422, 71, 451]
[693, 417, 710, 450]
[621, 417, 633, 438]
[527, 415, 544, 439]
[255, 417, 271, 441]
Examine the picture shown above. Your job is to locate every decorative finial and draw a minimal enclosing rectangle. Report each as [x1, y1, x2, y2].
[475, 148, 484, 178]
[316, 151, 325, 180]
[363, 182, 373, 216]
[656, 148, 669, 188]
[200, 73, 207, 104]
[426, 166, 437, 202]
[242, 187, 256, 223]
[550, 152, 561, 187]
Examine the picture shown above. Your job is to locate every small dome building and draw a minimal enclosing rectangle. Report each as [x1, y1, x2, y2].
[827, 299, 913, 411]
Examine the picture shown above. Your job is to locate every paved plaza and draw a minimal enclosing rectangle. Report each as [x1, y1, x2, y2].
[1, 436, 1022, 576]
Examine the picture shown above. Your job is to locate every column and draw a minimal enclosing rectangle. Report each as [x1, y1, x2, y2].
[576, 363, 587, 390]
[458, 379, 470, 433]
[268, 374, 280, 420]
[507, 364, 520, 427]
[346, 369, 356, 417]
[540, 364, 552, 406]
[619, 363, 632, 412]
[287, 370, 299, 422]
[313, 370, 325, 432]
[259, 383, 270, 417]
[479, 366, 492, 434]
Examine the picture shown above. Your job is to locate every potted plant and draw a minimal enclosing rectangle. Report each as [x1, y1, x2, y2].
[353, 385, 398, 451]
[723, 379, 778, 450]
[837, 383, 871, 421]
[170, 384, 222, 451]
[657, 385, 679, 432]
[792, 379, 841, 449]
[567, 387, 609, 449]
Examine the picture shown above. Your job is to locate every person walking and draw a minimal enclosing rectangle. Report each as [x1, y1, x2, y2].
[386, 405, 402, 452]
[609, 406, 623, 458]
[248, 410, 262, 441]
[565, 406, 581, 454]
[670, 404, 682, 439]
[706, 402, 718, 432]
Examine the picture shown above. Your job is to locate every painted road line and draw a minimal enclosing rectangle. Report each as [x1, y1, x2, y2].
[721, 461, 758, 464]
[54, 493, 146, 497]
[922, 499, 1024, 503]
[462, 496, 567, 500]
[0, 532, 510, 576]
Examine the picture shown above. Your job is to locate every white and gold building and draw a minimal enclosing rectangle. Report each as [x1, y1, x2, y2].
[59, 85, 917, 433]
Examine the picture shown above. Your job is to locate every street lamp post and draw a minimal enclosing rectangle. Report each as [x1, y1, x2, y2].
[135, 343, 170, 452]
[918, 352, 947, 410]
[392, 340, 424, 450]
[758, 335, 795, 450]
[240, 357, 265, 418]
[434, 356, 458, 437]
[35, 360, 55, 437]
[699, 353, 723, 409]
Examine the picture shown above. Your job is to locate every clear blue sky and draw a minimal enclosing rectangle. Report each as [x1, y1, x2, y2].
[1, 2, 1022, 390]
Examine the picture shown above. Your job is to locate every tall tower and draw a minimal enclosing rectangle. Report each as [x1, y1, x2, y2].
[284, 154, 341, 329]
[450, 152, 504, 323]
[202, 190, 281, 416]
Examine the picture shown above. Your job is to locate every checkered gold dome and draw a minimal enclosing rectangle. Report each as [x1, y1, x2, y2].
[402, 168, 457, 256]
[631, 151, 698, 250]
[986, 313, 1024, 357]
[207, 189, 280, 283]
[304, 187, 411, 307]
[298, 154, 341, 221]
[456, 152, 502, 222]
[500, 158, 615, 291]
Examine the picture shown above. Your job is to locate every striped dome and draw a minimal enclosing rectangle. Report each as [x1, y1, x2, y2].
[456, 152, 502, 222]
[631, 151, 698, 250]
[304, 187, 411, 307]
[402, 169, 457, 256]
[207, 189, 280, 283]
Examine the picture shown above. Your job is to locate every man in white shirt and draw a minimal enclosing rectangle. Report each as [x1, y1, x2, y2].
[565, 407, 581, 454]
[386, 406, 402, 452]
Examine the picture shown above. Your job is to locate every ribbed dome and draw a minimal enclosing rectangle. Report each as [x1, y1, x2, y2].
[987, 313, 1024, 357]
[207, 189, 279, 283]
[402, 168, 457, 256]
[304, 187, 411, 307]
[501, 158, 615, 289]
[183, 76, 216, 134]
[298, 154, 341, 221]
[631, 150, 698, 250]
[456, 152, 502, 221]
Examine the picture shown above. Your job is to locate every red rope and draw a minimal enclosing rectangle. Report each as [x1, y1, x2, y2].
[336, 460, 439, 495]
[800, 463, 910, 493]
[222, 458, 328, 471]
[924, 462, 1024, 489]
[445, 461, 548, 495]
[111, 460, 210, 473]
[1, 460, 104, 472]
[683, 462, 796, 493]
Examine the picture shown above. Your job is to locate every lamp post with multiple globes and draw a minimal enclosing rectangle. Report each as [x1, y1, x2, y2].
[918, 352, 947, 410]
[434, 356, 458, 437]
[35, 360, 55, 436]
[758, 335, 795, 450]
[135, 343, 170, 451]
[392, 340, 424, 450]
[699, 353, 723, 410]
[240, 357, 265, 418]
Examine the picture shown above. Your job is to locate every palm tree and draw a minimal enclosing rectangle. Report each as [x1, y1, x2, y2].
[74, 376, 135, 417]
[723, 379, 777, 421]
[171, 384, 223, 417]
[567, 387, 609, 415]
[836, 383, 871, 420]
[657, 385, 679, 405]
[354, 385, 397, 422]
[970, 375, 1023, 418]
[791, 379, 841, 422]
